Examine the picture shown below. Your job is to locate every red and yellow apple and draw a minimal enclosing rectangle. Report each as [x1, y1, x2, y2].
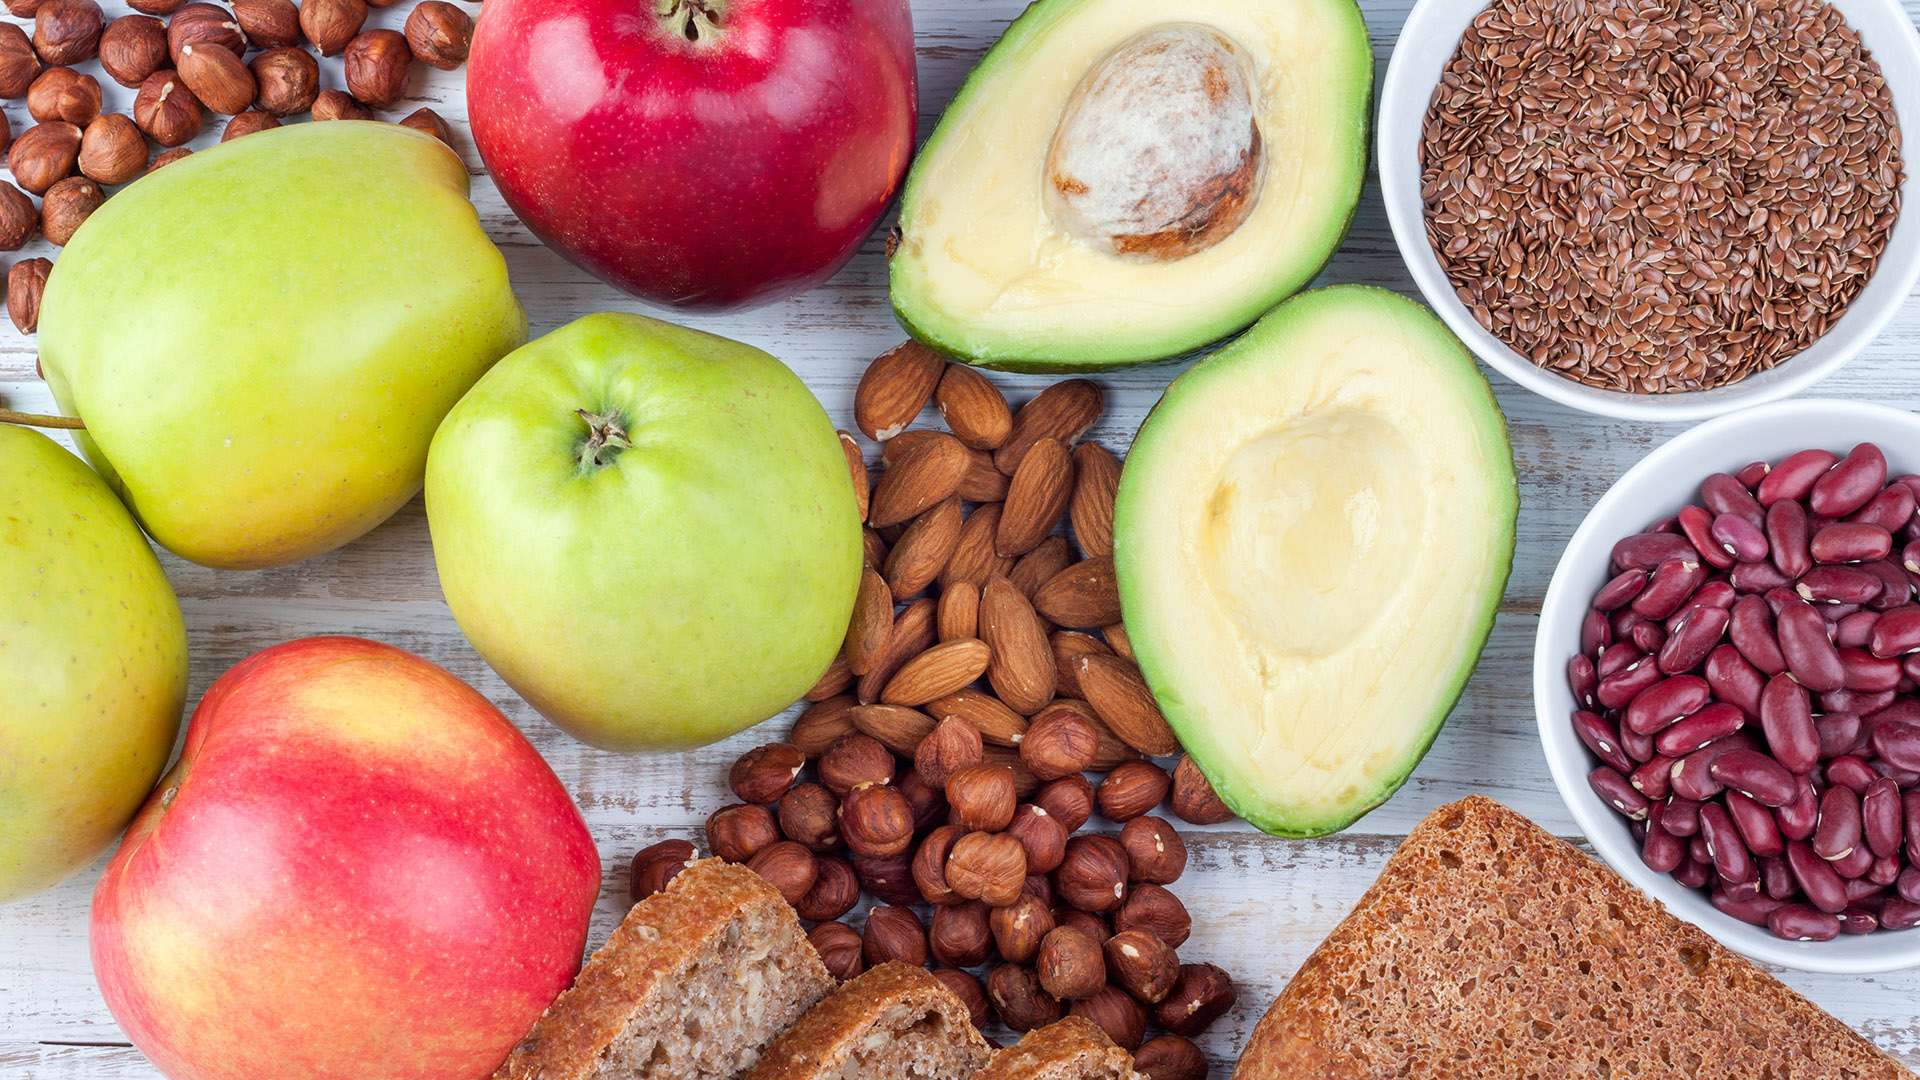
[90, 636, 601, 1080]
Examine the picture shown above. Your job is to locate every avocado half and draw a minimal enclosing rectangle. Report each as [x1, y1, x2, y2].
[889, 0, 1374, 371]
[1113, 286, 1517, 837]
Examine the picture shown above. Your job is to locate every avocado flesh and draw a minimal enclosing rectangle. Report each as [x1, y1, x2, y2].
[889, 0, 1373, 371]
[1113, 286, 1517, 837]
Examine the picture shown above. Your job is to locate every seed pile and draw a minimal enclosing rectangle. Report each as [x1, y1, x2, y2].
[1420, 0, 1904, 393]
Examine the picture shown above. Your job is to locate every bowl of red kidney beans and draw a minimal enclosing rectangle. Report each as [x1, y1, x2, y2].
[1536, 399, 1920, 973]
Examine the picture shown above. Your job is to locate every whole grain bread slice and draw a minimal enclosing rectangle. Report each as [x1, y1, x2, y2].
[743, 962, 993, 1080]
[1233, 796, 1913, 1080]
[974, 1018, 1146, 1080]
[493, 858, 833, 1080]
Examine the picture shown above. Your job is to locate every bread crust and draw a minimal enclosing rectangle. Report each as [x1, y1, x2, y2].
[744, 962, 992, 1080]
[976, 1017, 1145, 1080]
[1233, 796, 1914, 1080]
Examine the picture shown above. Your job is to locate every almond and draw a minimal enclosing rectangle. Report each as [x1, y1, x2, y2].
[806, 650, 853, 702]
[855, 340, 943, 441]
[177, 40, 252, 115]
[1009, 535, 1072, 599]
[1104, 622, 1135, 662]
[997, 438, 1075, 557]
[869, 431, 969, 528]
[857, 596, 936, 703]
[839, 431, 870, 521]
[1075, 654, 1178, 755]
[862, 527, 888, 572]
[881, 428, 942, 465]
[881, 638, 992, 706]
[994, 379, 1103, 475]
[979, 574, 1057, 715]
[851, 702, 937, 756]
[1033, 557, 1122, 628]
[1070, 442, 1120, 558]
[936, 363, 1012, 449]
[943, 504, 1015, 590]
[928, 688, 1030, 747]
[791, 694, 859, 757]
[958, 446, 1011, 502]
[1049, 631, 1114, 699]
[981, 744, 1044, 799]
[1032, 698, 1139, 769]
[938, 581, 980, 642]
[846, 567, 894, 676]
[884, 495, 962, 601]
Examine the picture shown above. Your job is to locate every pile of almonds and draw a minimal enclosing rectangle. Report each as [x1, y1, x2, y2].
[630, 342, 1238, 1080]
[0, 0, 473, 332]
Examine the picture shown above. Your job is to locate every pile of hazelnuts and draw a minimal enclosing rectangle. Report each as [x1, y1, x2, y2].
[0, 0, 473, 333]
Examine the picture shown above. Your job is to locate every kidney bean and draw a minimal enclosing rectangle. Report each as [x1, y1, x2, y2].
[1872, 719, 1920, 771]
[1648, 514, 1681, 534]
[1765, 499, 1813, 579]
[1880, 899, 1920, 930]
[1677, 505, 1735, 570]
[1723, 789, 1785, 858]
[1630, 756, 1677, 800]
[1815, 712, 1865, 760]
[1712, 748, 1798, 806]
[1893, 474, 1920, 511]
[1713, 887, 1787, 926]
[1730, 559, 1793, 594]
[1633, 557, 1708, 621]
[1724, 877, 1764, 903]
[1796, 565, 1885, 607]
[1822, 687, 1894, 714]
[1810, 443, 1888, 518]
[1834, 610, 1880, 649]
[1597, 642, 1643, 678]
[1869, 605, 1920, 658]
[1737, 461, 1771, 490]
[1581, 609, 1611, 658]
[1728, 596, 1790, 676]
[1656, 605, 1730, 676]
[1630, 619, 1667, 655]
[1811, 522, 1892, 565]
[1813, 785, 1863, 862]
[1590, 766, 1651, 820]
[1769, 903, 1842, 941]
[1870, 760, 1920, 788]
[1625, 675, 1711, 735]
[1664, 796, 1703, 836]
[1786, 839, 1851, 913]
[1670, 581, 1737, 626]
[1900, 866, 1920, 903]
[1850, 484, 1917, 534]
[1710, 514, 1768, 564]
[1610, 606, 1644, 639]
[1688, 831, 1711, 866]
[1776, 774, 1820, 841]
[1760, 854, 1797, 899]
[1756, 674, 1820, 774]
[1904, 539, 1920, 576]
[1777, 600, 1847, 691]
[1905, 654, 1920, 685]
[1869, 855, 1901, 887]
[1619, 724, 1656, 763]
[1827, 755, 1878, 794]
[1758, 448, 1838, 506]
[1597, 656, 1662, 709]
[1641, 802, 1686, 873]
[1568, 655, 1599, 711]
[1860, 560, 1913, 610]
[1831, 842, 1874, 879]
[1702, 472, 1765, 527]
[1838, 647, 1904, 694]
[1847, 878, 1891, 905]
[1906, 791, 1920, 865]
[1762, 587, 1801, 619]
[1839, 908, 1882, 935]
[1672, 749, 1729, 802]
[1593, 569, 1650, 612]
[1571, 710, 1631, 773]
[1674, 856, 1715, 889]
[1612, 532, 1700, 573]
[1704, 645, 1765, 718]
[1655, 702, 1746, 757]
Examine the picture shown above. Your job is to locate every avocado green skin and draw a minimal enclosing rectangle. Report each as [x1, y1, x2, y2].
[37, 122, 528, 570]
[1112, 285, 1518, 837]
[888, 0, 1375, 371]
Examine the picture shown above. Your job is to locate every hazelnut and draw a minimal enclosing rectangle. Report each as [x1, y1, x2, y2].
[128, 0, 189, 14]
[8, 257, 50, 333]
[309, 87, 371, 122]
[0, 181, 35, 250]
[7, 122, 80, 194]
[39, 174, 99, 245]
[946, 830, 1026, 907]
[794, 854, 859, 923]
[1113, 883, 1191, 948]
[343, 28, 410, 108]
[1119, 816, 1187, 885]
[398, 106, 453, 146]
[791, 695, 858, 758]
[1131, 1035, 1208, 1080]
[1021, 706, 1099, 781]
[132, 70, 203, 147]
[929, 968, 989, 1030]
[1056, 834, 1129, 913]
[2, 0, 39, 17]
[1053, 905, 1111, 947]
[745, 840, 817, 906]
[946, 763, 1016, 832]
[838, 781, 913, 858]
[27, 68, 100, 127]
[1006, 803, 1068, 874]
[704, 802, 778, 864]
[627, 838, 697, 905]
[861, 904, 927, 968]
[776, 781, 840, 853]
[730, 742, 805, 804]
[178, 41, 254, 114]
[1154, 963, 1236, 1037]
[819, 733, 894, 795]
[985, 963, 1061, 1033]
[230, 0, 297, 48]
[808, 920, 865, 982]
[0, 24, 41, 98]
[989, 891, 1054, 964]
[1036, 926, 1105, 1000]
[99, 15, 167, 88]
[220, 109, 278, 141]
[851, 850, 919, 905]
[1069, 985, 1147, 1052]
[35, 0, 104, 66]
[915, 715, 983, 788]
[298, 0, 364, 56]
[403, 0, 470, 69]
[911, 824, 966, 905]
[1034, 774, 1096, 832]
[1103, 929, 1178, 1004]
[146, 146, 191, 172]
[1022, 871, 1054, 908]
[1096, 760, 1170, 823]
[249, 46, 317, 116]
[165, 2, 244, 62]
[1171, 754, 1235, 826]
[928, 899, 992, 968]
[895, 767, 947, 832]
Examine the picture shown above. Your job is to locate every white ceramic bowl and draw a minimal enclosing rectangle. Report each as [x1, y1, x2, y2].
[1377, 0, 1920, 421]
[1535, 399, 1920, 974]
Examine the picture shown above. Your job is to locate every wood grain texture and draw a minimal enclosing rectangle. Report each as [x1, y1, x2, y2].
[5, 0, 1920, 1075]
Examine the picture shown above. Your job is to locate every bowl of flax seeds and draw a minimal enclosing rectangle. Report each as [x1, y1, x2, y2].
[1377, 0, 1920, 420]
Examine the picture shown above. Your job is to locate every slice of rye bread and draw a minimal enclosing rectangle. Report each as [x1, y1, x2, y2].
[1233, 796, 1914, 1080]
[743, 962, 993, 1080]
[493, 858, 834, 1080]
[974, 1018, 1147, 1080]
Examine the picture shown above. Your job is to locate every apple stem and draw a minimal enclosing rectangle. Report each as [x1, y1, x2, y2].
[0, 407, 84, 430]
[657, 0, 723, 42]
[576, 409, 633, 470]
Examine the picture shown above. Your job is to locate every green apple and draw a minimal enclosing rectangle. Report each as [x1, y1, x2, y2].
[1, 426, 187, 903]
[425, 312, 863, 752]
[37, 122, 528, 570]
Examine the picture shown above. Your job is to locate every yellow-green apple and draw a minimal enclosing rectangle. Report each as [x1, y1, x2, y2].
[90, 636, 600, 1080]
[424, 312, 862, 751]
[37, 122, 528, 571]
[0, 426, 186, 904]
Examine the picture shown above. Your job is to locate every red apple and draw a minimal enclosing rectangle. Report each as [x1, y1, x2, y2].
[466, 0, 916, 311]
[90, 637, 601, 1080]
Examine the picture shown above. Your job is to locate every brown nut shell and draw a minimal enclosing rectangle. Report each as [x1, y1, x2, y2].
[7, 121, 80, 194]
[343, 27, 410, 108]
[398, 106, 453, 146]
[309, 87, 371, 121]
[132, 69, 203, 146]
[0, 181, 35, 249]
[35, 0, 104, 66]
[220, 109, 278, 140]
[177, 40, 254, 114]
[230, 0, 298, 47]
[8, 257, 50, 333]
[0, 23, 40, 98]
[26, 67, 99, 127]
[403, 0, 470, 69]
[39, 173, 100, 245]
[99, 14, 167, 87]
[298, 0, 364, 55]
[249, 46, 317, 116]
[165, 1, 243, 61]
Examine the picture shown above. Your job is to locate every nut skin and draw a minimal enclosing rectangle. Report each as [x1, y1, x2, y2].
[928, 899, 993, 968]
[178, 41, 254, 115]
[99, 14, 167, 87]
[1006, 803, 1068, 874]
[128, 0, 189, 13]
[1104, 929, 1178, 1004]
[911, 823, 966, 905]
[220, 109, 278, 141]
[1022, 871, 1054, 907]
[1132, 1035, 1208, 1080]
[298, 0, 364, 56]
[165, 2, 243, 62]
[989, 890, 1055, 964]
[730, 742, 805, 804]
[745, 840, 817, 906]
[945, 830, 1026, 907]
[929, 968, 989, 1030]
[838, 781, 913, 858]
[35, 0, 104, 66]
[7, 122, 80, 195]
[776, 781, 841, 853]
[1021, 706, 1100, 781]
[403, 0, 469, 69]
[1056, 834, 1130, 913]
[1096, 760, 1171, 823]
[0, 23, 41, 98]
[309, 87, 371, 122]
[1034, 775, 1096, 832]
[39, 173, 100, 245]
[1171, 754, 1235, 825]
[627, 838, 697, 905]
[1119, 816, 1187, 885]
[397, 105, 453, 146]
[895, 767, 947, 832]
[1114, 883, 1191, 948]
[230, 0, 297, 47]
[343, 28, 410, 108]
[915, 715, 983, 788]
[1154, 962, 1235, 1037]
[28, 67, 99, 126]
[132, 69, 203, 146]
[793, 854, 859, 923]
[249, 46, 317, 116]
[986, 963, 1061, 1032]
[146, 146, 191, 172]
[1, 0, 39, 19]
[1036, 925, 1105, 1000]
[851, 850, 919, 905]
[946, 763, 1017, 832]
[1069, 985, 1147, 1052]
[8, 257, 50, 333]
[0, 181, 35, 250]
[1053, 905, 1111, 947]
[861, 904, 927, 968]
[808, 921, 865, 983]
[818, 733, 895, 795]
[704, 802, 779, 864]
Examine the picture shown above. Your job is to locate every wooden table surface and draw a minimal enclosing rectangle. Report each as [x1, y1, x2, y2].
[6, 0, 1920, 1075]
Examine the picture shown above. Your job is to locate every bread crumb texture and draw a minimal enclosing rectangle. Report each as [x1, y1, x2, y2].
[976, 1017, 1148, 1080]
